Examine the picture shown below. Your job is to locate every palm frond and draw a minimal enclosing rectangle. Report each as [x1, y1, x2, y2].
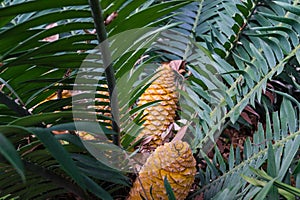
[147, 1, 300, 199]
[0, 0, 192, 198]
[189, 97, 300, 199]
[1, 0, 300, 199]
[0, 122, 130, 199]
[161, 0, 300, 154]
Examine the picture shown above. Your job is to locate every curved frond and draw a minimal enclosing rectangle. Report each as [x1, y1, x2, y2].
[190, 97, 300, 199]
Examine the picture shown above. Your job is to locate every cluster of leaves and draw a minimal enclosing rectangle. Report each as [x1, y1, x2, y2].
[0, 0, 191, 199]
[154, 0, 300, 199]
[0, 0, 300, 199]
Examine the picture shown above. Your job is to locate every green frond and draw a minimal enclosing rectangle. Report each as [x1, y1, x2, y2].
[0, 0, 192, 198]
[190, 97, 300, 199]
[0, 122, 130, 199]
[1, 0, 300, 199]
[167, 0, 300, 157]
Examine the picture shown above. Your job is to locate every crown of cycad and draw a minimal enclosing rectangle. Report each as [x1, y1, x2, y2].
[136, 63, 178, 151]
[128, 140, 196, 200]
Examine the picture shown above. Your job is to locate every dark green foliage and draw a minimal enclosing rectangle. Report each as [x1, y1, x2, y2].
[0, 0, 300, 199]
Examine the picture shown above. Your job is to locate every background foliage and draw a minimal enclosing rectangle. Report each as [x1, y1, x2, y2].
[0, 0, 299, 199]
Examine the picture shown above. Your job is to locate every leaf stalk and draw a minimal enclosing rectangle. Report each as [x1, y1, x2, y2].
[88, 0, 120, 146]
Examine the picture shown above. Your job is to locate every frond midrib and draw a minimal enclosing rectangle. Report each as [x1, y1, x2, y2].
[197, 37, 300, 153]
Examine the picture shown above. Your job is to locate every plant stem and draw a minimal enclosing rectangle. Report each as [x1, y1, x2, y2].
[88, 0, 120, 146]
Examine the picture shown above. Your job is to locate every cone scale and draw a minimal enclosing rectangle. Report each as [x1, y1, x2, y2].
[128, 141, 196, 200]
[136, 63, 178, 151]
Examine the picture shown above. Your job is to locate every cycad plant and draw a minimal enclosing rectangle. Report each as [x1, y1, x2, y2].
[0, 0, 300, 199]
